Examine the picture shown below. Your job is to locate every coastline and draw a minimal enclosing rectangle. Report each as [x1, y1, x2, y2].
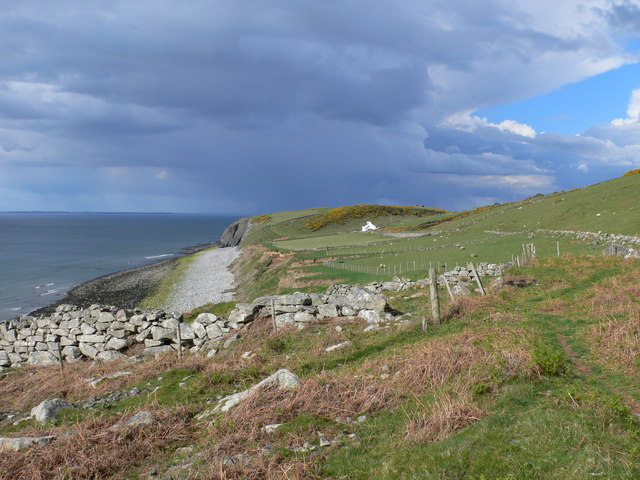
[28, 242, 222, 317]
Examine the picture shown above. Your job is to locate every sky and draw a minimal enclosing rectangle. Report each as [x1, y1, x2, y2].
[1, 0, 639, 214]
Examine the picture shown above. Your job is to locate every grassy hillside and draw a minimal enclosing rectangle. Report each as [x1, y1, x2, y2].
[1, 174, 640, 479]
[2, 255, 640, 478]
[230, 174, 639, 302]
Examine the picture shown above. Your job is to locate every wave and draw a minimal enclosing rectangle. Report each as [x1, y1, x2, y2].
[8, 307, 22, 311]
[40, 289, 60, 296]
[145, 254, 174, 260]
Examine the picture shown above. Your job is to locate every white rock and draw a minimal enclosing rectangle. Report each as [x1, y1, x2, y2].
[210, 369, 301, 414]
[0, 436, 55, 451]
[31, 398, 74, 424]
[325, 341, 351, 352]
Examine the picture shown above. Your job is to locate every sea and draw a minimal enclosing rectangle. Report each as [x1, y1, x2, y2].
[0, 213, 239, 321]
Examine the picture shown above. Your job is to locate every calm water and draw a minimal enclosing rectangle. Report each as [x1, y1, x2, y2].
[0, 213, 238, 321]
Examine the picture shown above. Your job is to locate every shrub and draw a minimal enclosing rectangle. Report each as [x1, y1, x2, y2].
[532, 340, 568, 376]
[624, 169, 640, 176]
[303, 204, 446, 231]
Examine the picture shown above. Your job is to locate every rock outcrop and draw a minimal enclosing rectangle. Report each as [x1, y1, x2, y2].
[220, 218, 252, 247]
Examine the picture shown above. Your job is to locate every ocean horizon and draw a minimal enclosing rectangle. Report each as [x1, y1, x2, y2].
[0, 212, 240, 321]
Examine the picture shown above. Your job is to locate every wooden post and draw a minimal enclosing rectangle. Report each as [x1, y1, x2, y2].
[469, 262, 486, 296]
[56, 341, 64, 371]
[522, 244, 527, 263]
[413, 260, 416, 271]
[443, 275, 455, 300]
[271, 299, 278, 334]
[516, 255, 521, 267]
[429, 268, 441, 325]
[176, 324, 183, 359]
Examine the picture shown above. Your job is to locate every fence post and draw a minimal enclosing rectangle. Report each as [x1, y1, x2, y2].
[176, 324, 183, 359]
[429, 267, 441, 325]
[443, 275, 455, 301]
[57, 341, 64, 371]
[271, 299, 278, 334]
[469, 262, 486, 296]
[557, 241, 560, 257]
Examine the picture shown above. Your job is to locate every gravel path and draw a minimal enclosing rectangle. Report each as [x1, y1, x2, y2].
[165, 247, 240, 312]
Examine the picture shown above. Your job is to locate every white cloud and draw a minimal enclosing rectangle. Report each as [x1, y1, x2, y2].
[441, 112, 537, 138]
[156, 170, 168, 180]
[612, 89, 640, 125]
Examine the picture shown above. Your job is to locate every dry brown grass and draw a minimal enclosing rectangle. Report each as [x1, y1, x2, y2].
[381, 327, 538, 395]
[405, 391, 486, 443]
[199, 373, 393, 480]
[0, 407, 194, 480]
[591, 311, 640, 373]
[0, 355, 211, 412]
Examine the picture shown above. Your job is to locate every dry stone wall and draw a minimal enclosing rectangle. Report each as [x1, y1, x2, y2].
[0, 285, 394, 369]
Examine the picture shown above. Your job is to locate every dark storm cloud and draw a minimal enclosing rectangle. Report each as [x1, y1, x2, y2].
[0, 0, 638, 212]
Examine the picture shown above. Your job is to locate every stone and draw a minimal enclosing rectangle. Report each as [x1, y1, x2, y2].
[0, 436, 55, 451]
[325, 341, 351, 352]
[318, 435, 331, 447]
[205, 323, 225, 339]
[223, 334, 240, 349]
[178, 323, 195, 340]
[80, 323, 96, 335]
[110, 329, 128, 338]
[0, 351, 8, 367]
[105, 337, 129, 351]
[326, 284, 388, 313]
[79, 342, 99, 359]
[206, 349, 218, 358]
[125, 410, 156, 426]
[99, 312, 114, 323]
[263, 423, 283, 433]
[144, 345, 175, 358]
[151, 326, 175, 341]
[96, 351, 126, 362]
[194, 313, 218, 325]
[192, 321, 207, 338]
[87, 371, 132, 388]
[77, 334, 106, 343]
[317, 303, 340, 319]
[31, 398, 74, 424]
[27, 351, 58, 366]
[210, 369, 301, 413]
[358, 310, 383, 324]
[293, 312, 315, 323]
[227, 303, 257, 324]
[61, 346, 82, 361]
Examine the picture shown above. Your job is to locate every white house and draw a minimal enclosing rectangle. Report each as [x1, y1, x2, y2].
[361, 221, 378, 232]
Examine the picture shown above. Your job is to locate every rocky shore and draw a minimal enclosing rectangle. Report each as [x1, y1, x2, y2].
[30, 258, 179, 317]
[27, 216, 250, 318]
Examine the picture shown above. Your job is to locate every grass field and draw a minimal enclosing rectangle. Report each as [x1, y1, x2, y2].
[3, 255, 640, 478]
[230, 174, 640, 299]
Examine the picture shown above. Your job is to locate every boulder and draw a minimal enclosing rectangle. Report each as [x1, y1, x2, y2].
[358, 310, 384, 324]
[0, 436, 55, 451]
[105, 337, 129, 351]
[326, 285, 388, 313]
[317, 304, 340, 319]
[210, 369, 301, 413]
[125, 411, 156, 426]
[96, 351, 126, 362]
[31, 398, 74, 424]
[194, 313, 218, 325]
[227, 304, 258, 324]
[27, 351, 58, 366]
